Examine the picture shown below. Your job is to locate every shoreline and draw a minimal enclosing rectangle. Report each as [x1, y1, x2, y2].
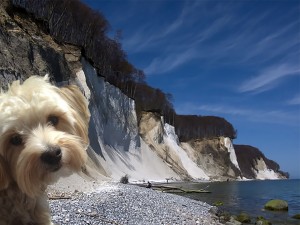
[47, 174, 296, 225]
[128, 177, 291, 188]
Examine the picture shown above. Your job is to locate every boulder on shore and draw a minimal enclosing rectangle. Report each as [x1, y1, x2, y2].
[292, 214, 300, 219]
[264, 199, 288, 211]
[255, 216, 272, 225]
[235, 212, 251, 223]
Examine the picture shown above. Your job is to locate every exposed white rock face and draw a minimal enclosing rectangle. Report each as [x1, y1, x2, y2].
[77, 59, 178, 182]
[76, 69, 91, 100]
[254, 158, 281, 180]
[181, 137, 242, 180]
[139, 112, 191, 180]
[223, 137, 241, 171]
[163, 124, 209, 180]
[139, 112, 237, 181]
[234, 145, 287, 180]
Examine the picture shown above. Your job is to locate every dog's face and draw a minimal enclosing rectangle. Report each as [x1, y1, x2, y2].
[0, 76, 90, 197]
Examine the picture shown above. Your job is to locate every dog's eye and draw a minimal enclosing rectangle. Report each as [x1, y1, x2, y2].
[10, 135, 23, 146]
[48, 115, 59, 126]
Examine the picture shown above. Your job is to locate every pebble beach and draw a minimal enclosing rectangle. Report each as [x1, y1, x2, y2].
[48, 177, 221, 225]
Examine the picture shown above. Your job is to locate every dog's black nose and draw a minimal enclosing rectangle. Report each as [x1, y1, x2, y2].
[41, 146, 62, 165]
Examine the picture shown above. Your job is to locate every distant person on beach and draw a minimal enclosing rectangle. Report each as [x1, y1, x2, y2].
[146, 181, 152, 188]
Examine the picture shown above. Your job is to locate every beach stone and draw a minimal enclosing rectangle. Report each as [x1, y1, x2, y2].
[225, 222, 240, 225]
[235, 212, 251, 223]
[213, 201, 224, 206]
[216, 210, 231, 223]
[255, 216, 271, 225]
[292, 214, 300, 219]
[225, 216, 242, 225]
[209, 206, 218, 215]
[264, 199, 288, 211]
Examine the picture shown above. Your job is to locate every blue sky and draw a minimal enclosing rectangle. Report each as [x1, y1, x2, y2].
[82, 0, 300, 178]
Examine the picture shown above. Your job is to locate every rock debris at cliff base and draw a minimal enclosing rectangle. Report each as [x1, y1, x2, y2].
[49, 183, 221, 225]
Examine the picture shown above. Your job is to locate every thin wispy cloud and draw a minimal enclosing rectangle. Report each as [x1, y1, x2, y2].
[144, 48, 197, 75]
[122, 1, 199, 53]
[119, 1, 299, 77]
[156, 1, 195, 38]
[197, 10, 300, 66]
[143, 14, 233, 75]
[288, 94, 300, 105]
[238, 63, 300, 93]
[177, 103, 300, 126]
[238, 21, 299, 64]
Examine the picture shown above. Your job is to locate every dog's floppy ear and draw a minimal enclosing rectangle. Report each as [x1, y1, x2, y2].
[59, 85, 90, 145]
[0, 156, 10, 190]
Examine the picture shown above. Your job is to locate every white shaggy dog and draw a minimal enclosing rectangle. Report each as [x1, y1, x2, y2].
[0, 76, 90, 225]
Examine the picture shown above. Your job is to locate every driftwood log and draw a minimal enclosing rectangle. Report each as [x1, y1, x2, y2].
[135, 184, 211, 194]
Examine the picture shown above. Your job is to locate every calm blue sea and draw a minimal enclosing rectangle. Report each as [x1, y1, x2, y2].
[170, 179, 300, 225]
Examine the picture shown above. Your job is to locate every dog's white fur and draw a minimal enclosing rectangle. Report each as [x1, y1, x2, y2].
[0, 76, 90, 225]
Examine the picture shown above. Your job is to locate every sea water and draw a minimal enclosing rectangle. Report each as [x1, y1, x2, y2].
[171, 179, 300, 225]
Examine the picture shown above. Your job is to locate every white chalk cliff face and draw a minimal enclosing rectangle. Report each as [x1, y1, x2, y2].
[253, 158, 284, 180]
[180, 137, 242, 181]
[139, 112, 209, 180]
[76, 58, 286, 181]
[223, 137, 241, 171]
[77, 59, 179, 182]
